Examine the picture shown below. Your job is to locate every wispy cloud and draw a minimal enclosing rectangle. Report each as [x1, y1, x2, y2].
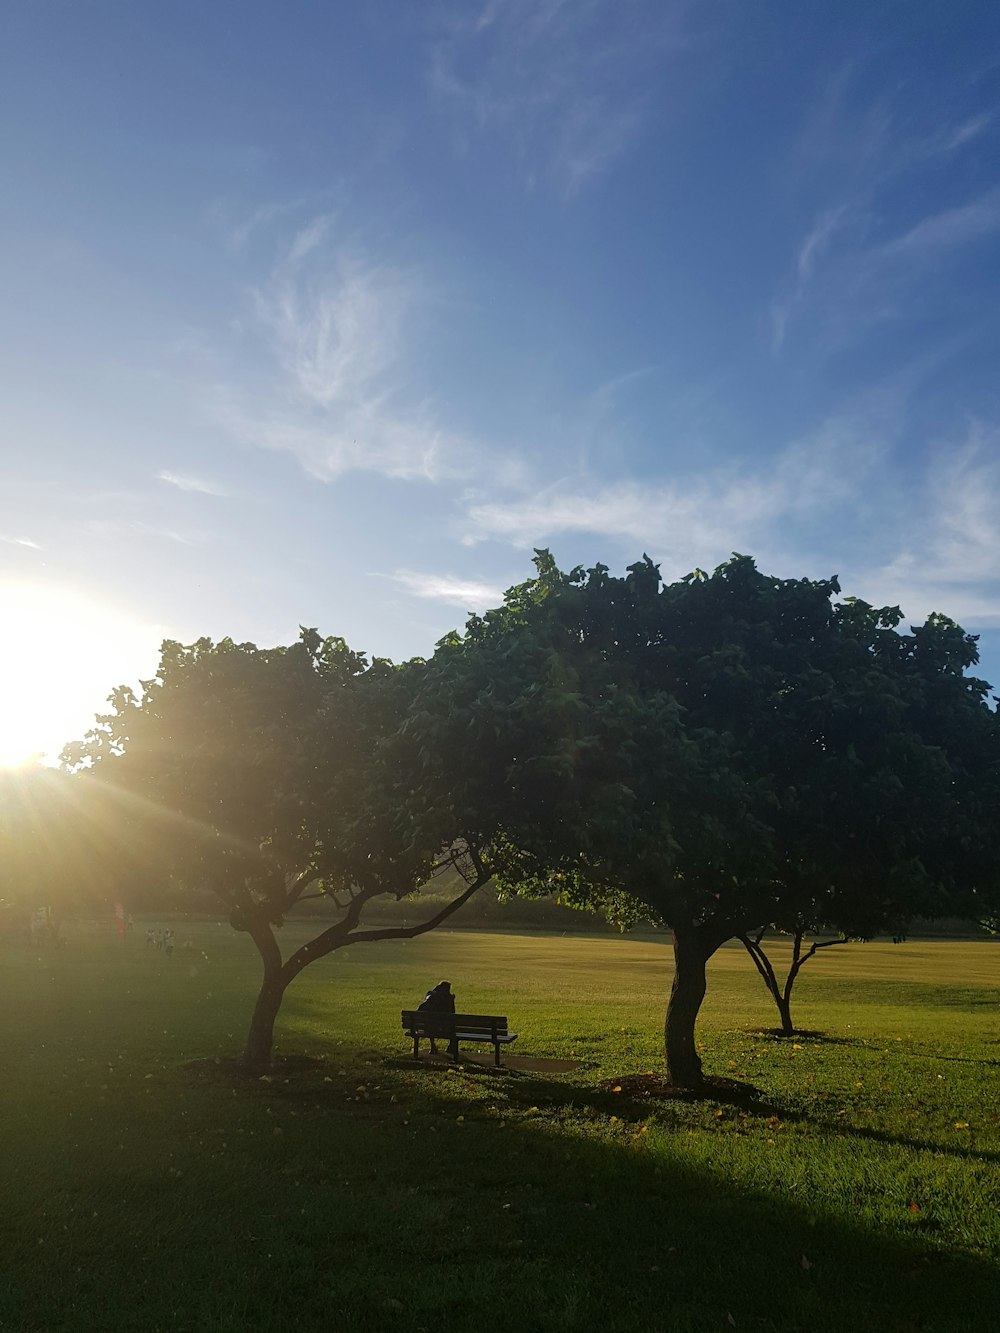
[82, 519, 199, 546]
[772, 65, 998, 351]
[217, 219, 469, 483]
[156, 471, 227, 496]
[211, 196, 318, 255]
[461, 410, 883, 567]
[381, 569, 505, 609]
[0, 534, 42, 550]
[860, 423, 1000, 626]
[923, 114, 991, 158]
[878, 188, 1000, 263]
[428, 0, 717, 196]
[771, 206, 850, 349]
[458, 409, 1000, 640]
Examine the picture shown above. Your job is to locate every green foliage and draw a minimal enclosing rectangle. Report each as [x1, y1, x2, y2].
[60, 631, 466, 926]
[415, 550, 1000, 946]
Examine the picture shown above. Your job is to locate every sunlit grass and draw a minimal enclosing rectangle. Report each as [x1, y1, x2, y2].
[2, 924, 998, 1331]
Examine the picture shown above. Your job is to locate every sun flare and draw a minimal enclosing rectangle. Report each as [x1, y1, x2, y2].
[0, 582, 164, 768]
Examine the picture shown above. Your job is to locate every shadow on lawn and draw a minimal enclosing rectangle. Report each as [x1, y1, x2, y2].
[195, 1053, 1000, 1170]
[414, 1061, 1000, 1169]
[906, 1050, 1000, 1069]
[328, 1076, 993, 1330]
[160, 1057, 1000, 1332]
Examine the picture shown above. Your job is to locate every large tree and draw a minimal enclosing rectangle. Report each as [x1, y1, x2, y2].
[408, 553, 1000, 1088]
[63, 630, 493, 1071]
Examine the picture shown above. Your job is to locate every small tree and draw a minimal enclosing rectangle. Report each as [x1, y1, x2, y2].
[63, 631, 493, 1071]
[412, 553, 1000, 1088]
[739, 926, 852, 1036]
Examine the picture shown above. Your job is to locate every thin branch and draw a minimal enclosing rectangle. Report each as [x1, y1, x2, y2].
[276, 846, 487, 984]
[784, 933, 848, 1004]
[344, 870, 489, 947]
[791, 927, 803, 969]
[739, 932, 781, 1001]
[281, 868, 320, 913]
[276, 882, 384, 982]
[340, 881, 384, 935]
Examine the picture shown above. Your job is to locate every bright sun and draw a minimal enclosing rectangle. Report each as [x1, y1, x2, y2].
[0, 582, 164, 769]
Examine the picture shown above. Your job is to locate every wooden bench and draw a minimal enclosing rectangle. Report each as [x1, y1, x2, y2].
[401, 1010, 518, 1067]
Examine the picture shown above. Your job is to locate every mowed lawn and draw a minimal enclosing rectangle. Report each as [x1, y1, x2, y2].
[2, 924, 998, 1332]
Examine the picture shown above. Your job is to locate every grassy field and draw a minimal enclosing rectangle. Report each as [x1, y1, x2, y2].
[1, 922, 998, 1332]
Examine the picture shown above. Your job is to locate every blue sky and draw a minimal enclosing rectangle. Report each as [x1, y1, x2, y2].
[2, 1, 1000, 758]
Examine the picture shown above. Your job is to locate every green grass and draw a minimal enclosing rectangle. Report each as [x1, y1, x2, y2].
[2, 923, 998, 1331]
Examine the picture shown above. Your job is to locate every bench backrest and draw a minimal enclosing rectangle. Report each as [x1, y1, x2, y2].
[401, 1010, 509, 1038]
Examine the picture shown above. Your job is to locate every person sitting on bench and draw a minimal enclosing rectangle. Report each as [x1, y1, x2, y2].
[418, 980, 455, 1056]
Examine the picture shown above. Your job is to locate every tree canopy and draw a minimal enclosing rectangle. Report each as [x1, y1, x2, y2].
[406, 552, 1000, 1086]
[63, 631, 495, 1070]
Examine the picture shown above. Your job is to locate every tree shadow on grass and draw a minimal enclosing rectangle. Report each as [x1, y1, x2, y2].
[30, 1055, 995, 1333]
[742, 1029, 873, 1049]
[411, 1062, 1000, 1169]
[905, 1050, 1000, 1069]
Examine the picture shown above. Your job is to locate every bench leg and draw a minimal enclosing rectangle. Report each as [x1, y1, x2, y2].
[413, 1035, 419, 1060]
[494, 1043, 501, 1068]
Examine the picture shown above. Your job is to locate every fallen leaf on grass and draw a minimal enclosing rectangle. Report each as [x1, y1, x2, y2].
[907, 1202, 921, 1213]
[801, 1255, 812, 1270]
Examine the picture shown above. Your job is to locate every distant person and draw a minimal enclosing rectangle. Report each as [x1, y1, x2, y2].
[418, 981, 456, 1056]
[164, 929, 174, 957]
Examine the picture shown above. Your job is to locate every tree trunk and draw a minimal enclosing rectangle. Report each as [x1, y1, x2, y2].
[665, 926, 711, 1088]
[775, 992, 794, 1037]
[242, 971, 287, 1073]
[232, 856, 490, 1072]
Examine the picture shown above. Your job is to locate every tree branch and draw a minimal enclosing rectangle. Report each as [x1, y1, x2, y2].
[739, 932, 781, 1002]
[344, 869, 490, 947]
[276, 882, 384, 982]
[276, 847, 489, 984]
